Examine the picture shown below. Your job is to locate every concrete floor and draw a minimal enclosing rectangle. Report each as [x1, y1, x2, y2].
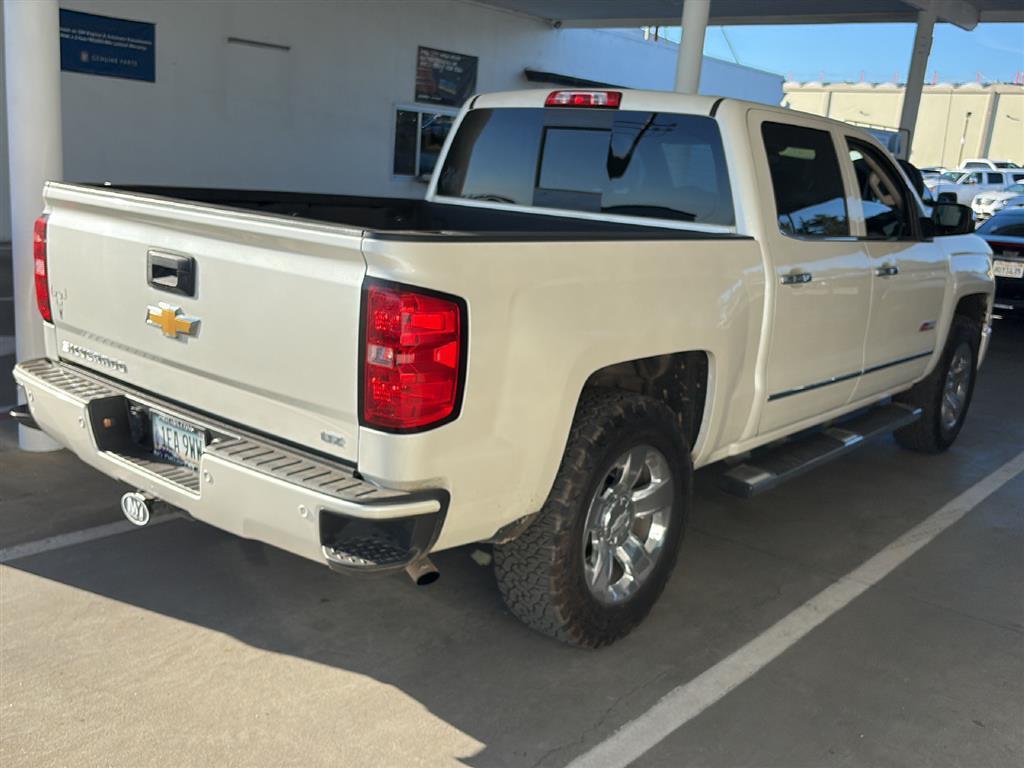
[1, 321, 1022, 768]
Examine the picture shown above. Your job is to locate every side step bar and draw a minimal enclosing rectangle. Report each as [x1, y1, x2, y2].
[719, 403, 922, 498]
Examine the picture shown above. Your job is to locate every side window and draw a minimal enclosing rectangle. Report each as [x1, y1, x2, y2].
[991, 221, 1024, 237]
[761, 122, 849, 237]
[846, 138, 912, 240]
[986, 172, 1004, 185]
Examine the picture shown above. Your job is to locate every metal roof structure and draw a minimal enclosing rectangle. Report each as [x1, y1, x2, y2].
[475, 0, 1024, 29]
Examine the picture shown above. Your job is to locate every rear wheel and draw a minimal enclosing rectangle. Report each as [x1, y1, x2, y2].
[493, 391, 690, 647]
[895, 315, 980, 453]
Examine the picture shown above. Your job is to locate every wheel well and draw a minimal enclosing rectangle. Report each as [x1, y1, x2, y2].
[582, 351, 709, 444]
[954, 293, 988, 326]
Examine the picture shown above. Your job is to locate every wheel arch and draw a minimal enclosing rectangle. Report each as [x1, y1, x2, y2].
[953, 292, 989, 325]
[579, 350, 710, 452]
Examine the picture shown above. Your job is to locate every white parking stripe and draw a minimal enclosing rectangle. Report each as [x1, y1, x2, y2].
[567, 449, 1024, 768]
[0, 513, 182, 564]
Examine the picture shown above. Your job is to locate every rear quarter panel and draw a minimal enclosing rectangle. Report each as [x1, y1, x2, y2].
[359, 235, 765, 550]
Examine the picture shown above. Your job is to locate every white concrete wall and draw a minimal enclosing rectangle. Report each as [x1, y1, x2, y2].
[1, 0, 782, 213]
[0, 7, 10, 242]
[784, 82, 1024, 169]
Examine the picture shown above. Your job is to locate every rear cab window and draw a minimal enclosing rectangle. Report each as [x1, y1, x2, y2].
[435, 108, 735, 227]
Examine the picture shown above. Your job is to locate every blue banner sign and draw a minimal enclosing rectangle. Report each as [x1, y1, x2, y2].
[59, 9, 155, 82]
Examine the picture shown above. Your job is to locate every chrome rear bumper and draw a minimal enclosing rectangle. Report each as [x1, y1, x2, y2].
[12, 358, 446, 572]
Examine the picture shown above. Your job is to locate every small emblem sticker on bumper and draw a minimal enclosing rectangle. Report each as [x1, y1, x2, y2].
[120, 492, 151, 526]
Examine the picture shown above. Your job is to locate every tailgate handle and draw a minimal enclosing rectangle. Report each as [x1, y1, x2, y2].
[147, 250, 196, 297]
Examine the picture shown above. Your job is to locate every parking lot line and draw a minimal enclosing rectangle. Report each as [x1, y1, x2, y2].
[0, 513, 182, 564]
[567, 449, 1024, 768]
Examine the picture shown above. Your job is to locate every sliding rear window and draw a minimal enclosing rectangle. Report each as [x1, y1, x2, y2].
[435, 108, 734, 226]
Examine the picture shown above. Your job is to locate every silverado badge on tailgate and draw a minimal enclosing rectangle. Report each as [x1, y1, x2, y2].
[146, 303, 200, 339]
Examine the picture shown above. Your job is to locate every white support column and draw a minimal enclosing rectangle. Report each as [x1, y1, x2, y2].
[898, 8, 935, 159]
[4, 0, 62, 451]
[674, 0, 710, 94]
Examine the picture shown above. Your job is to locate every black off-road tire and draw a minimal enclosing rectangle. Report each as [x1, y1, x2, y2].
[894, 315, 981, 453]
[493, 390, 691, 648]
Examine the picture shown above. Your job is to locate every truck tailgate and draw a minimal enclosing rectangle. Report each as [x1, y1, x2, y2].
[41, 183, 365, 462]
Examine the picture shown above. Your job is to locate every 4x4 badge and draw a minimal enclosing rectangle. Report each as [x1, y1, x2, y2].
[146, 303, 200, 339]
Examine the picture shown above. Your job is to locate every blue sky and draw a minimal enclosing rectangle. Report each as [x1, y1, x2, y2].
[661, 22, 1024, 83]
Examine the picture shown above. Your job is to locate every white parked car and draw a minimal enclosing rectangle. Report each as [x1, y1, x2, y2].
[961, 159, 1022, 171]
[972, 182, 1024, 222]
[13, 89, 994, 646]
[932, 169, 1024, 205]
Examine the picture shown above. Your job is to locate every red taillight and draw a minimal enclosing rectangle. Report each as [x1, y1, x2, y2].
[545, 90, 622, 108]
[33, 215, 52, 323]
[361, 281, 465, 431]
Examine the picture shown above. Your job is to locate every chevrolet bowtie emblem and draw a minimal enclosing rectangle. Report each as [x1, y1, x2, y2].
[146, 303, 200, 339]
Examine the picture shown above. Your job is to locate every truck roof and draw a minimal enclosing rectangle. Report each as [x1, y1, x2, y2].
[467, 88, 885, 142]
[470, 88, 722, 116]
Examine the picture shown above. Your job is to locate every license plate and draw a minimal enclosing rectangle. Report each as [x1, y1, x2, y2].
[993, 259, 1024, 279]
[151, 411, 206, 468]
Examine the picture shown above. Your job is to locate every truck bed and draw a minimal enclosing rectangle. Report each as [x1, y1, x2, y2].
[109, 185, 747, 241]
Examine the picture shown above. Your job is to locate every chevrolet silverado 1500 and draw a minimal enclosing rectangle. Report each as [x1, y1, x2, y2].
[13, 89, 994, 646]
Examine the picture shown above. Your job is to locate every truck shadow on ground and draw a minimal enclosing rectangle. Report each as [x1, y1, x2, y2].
[6, 320, 1023, 767]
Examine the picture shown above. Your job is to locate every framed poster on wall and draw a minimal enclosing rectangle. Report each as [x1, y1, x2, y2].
[415, 46, 478, 107]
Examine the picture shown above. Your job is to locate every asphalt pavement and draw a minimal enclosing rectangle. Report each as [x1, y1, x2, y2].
[1, 320, 1022, 768]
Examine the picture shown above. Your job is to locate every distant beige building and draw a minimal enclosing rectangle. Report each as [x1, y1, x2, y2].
[783, 81, 1024, 169]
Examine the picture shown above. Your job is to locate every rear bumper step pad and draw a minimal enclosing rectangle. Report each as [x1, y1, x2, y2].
[12, 358, 446, 573]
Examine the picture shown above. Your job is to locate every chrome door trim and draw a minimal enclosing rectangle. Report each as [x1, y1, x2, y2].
[768, 350, 933, 401]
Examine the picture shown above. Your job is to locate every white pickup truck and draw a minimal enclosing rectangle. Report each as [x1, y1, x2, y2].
[931, 168, 1024, 205]
[13, 89, 994, 647]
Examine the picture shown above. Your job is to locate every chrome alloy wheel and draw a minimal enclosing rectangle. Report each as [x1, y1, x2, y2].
[581, 445, 674, 604]
[941, 342, 972, 433]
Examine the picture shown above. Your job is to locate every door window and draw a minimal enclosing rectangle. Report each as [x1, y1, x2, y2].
[846, 138, 912, 240]
[986, 172, 1005, 185]
[761, 122, 849, 237]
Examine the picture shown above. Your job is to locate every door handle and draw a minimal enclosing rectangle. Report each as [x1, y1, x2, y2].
[780, 271, 813, 286]
[875, 264, 899, 278]
[147, 250, 196, 297]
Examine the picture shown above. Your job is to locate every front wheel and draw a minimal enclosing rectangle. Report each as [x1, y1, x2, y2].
[493, 391, 691, 647]
[895, 315, 980, 453]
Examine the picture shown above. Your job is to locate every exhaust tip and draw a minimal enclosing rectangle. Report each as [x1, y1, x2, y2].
[416, 570, 440, 586]
[405, 556, 439, 586]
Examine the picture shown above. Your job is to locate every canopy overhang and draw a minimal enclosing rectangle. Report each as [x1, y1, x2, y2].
[473, 0, 1024, 30]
